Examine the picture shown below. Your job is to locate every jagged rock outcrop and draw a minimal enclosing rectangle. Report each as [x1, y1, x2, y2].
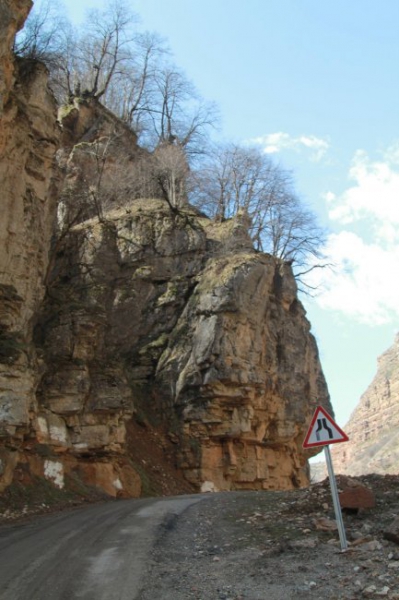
[333, 334, 399, 476]
[0, 2, 332, 496]
[0, 0, 32, 116]
[156, 250, 328, 490]
[36, 185, 331, 492]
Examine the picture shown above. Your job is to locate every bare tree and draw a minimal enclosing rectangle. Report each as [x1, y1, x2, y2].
[151, 142, 189, 209]
[108, 32, 169, 135]
[191, 142, 327, 284]
[15, 0, 139, 101]
[14, 0, 70, 69]
[73, 0, 138, 100]
[192, 143, 286, 220]
[141, 65, 218, 157]
[57, 129, 184, 229]
[260, 191, 327, 269]
[15, 0, 218, 159]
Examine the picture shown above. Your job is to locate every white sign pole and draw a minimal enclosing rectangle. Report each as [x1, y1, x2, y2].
[324, 444, 347, 551]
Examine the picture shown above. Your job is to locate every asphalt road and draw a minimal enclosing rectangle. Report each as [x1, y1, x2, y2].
[0, 495, 203, 600]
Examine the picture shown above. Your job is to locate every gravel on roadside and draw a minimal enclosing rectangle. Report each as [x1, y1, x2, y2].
[138, 476, 399, 600]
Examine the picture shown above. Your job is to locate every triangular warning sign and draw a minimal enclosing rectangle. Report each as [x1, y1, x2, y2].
[303, 406, 349, 448]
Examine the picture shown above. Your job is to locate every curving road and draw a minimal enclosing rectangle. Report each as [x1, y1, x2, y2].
[0, 495, 204, 600]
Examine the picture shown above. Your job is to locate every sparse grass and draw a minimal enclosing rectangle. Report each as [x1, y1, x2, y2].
[0, 472, 109, 522]
[130, 461, 160, 498]
[0, 477, 73, 512]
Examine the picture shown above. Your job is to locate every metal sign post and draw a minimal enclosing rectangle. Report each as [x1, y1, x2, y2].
[324, 444, 348, 551]
[303, 406, 349, 551]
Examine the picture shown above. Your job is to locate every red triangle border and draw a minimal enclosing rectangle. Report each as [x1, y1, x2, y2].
[303, 405, 349, 449]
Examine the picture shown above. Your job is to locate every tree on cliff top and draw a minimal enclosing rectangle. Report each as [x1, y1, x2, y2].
[15, 0, 327, 292]
[191, 143, 327, 287]
[69, 1, 137, 100]
[14, 0, 218, 159]
[13, 0, 70, 68]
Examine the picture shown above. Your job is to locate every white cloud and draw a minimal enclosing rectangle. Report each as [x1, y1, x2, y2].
[251, 132, 330, 162]
[308, 144, 399, 325]
[328, 146, 399, 241]
[307, 232, 399, 325]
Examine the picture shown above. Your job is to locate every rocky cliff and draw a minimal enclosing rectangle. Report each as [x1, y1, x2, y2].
[0, 0, 332, 498]
[0, 0, 61, 491]
[38, 189, 331, 493]
[333, 334, 399, 476]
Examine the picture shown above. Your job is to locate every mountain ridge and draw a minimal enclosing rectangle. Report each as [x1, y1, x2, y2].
[333, 333, 399, 476]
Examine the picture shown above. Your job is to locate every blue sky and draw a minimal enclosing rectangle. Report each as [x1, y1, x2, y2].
[33, 0, 399, 429]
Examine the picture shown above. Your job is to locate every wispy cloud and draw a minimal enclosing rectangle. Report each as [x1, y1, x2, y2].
[308, 144, 399, 324]
[308, 232, 399, 325]
[327, 145, 399, 242]
[250, 132, 330, 162]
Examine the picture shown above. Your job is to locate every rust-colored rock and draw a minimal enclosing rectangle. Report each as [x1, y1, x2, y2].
[0, 0, 32, 116]
[339, 483, 375, 511]
[0, 0, 61, 440]
[333, 334, 399, 476]
[36, 189, 331, 492]
[156, 250, 330, 490]
[77, 461, 141, 498]
[0, 8, 333, 497]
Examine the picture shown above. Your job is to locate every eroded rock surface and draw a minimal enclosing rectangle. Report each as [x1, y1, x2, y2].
[37, 189, 331, 492]
[0, 0, 60, 491]
[0, 3, 332, 497]
[0, 0, 32, 116]
[157, 249, 328, 490]
[333, 334, 399, 476]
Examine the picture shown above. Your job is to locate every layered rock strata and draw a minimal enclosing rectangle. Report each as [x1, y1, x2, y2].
[156, 248, 328, 490]
[0, 0, 332, 496]
[333, 334, 399, 476]
[0, 0, 61, 490]
[37, 192, 331, 492]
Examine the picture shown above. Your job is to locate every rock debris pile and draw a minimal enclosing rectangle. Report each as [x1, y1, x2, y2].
[138, 474, 399, 600]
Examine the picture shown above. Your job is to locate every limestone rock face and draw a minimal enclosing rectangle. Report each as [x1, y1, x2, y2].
[157, 253, 328, 490]
[0, 6, 332, 496]
[0, 0, 61, 490]
[333, 334, 399, 475]
[0, 0, 32, 116]
[37, 190, 331, 492]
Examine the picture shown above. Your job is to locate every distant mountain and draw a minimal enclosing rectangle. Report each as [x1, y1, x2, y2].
[333, 334, 399, 476]
[309, 460, 327, 482]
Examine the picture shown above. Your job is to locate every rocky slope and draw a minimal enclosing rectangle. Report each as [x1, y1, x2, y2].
[139, 474, 399, 600]
[333, 334, 399, 476]
[0, 0, 332, 499]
